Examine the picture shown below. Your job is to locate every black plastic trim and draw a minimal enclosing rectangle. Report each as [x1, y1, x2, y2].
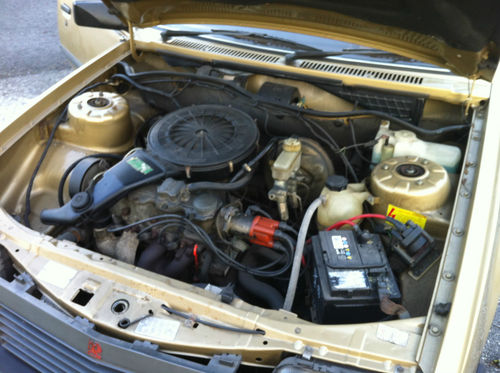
[0, 274, 241, 373]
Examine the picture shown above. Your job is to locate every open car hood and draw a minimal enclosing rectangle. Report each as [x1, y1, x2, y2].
[103, 0, 500, 80]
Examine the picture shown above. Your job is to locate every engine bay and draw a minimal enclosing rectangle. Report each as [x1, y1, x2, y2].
[11, 53, 474, 326]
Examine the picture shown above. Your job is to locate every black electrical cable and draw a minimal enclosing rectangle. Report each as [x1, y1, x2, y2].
[337, 142, 377, 152]
[187, 169, 255, 193]
[273, 230, 296, 255]
[137, 220, 187, 238]
[111, 73, 181, 108]
[278, 222, 299, 236]
[348, 120, 377, 165]
[293, 107, 470, 137]
[57, 153, 123, 207]
[184, 137, 278, 192]
[107, 215, 184, 233]
[24, 81, 112, 227]
[117, 61, 135, 75]
[23, 107, 68, 227]
[109, 214, 292, 277]
[161, 304, 265, 335]
[300, 116, 359, 181]
[113, 70, 466, 179]
[157, 221, 189, 243]
[246, 205, 272, 219]
[229, 137, 280, 182]
[117, 67, 470, 138]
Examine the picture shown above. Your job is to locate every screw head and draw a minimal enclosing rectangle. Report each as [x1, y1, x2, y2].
[460, 191, 470, 198]
[429, 325, 441, 336]
[443, 271, 455, 281]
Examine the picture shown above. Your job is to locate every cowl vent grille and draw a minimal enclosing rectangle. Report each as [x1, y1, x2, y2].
[168, 37, 426, 85]
[299, 60, 424, 85]
[164, 36, 491, 99]
[168, 38, 281, 63]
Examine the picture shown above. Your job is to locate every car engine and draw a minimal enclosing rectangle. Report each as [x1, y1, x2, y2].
[27, 58, 465, 324]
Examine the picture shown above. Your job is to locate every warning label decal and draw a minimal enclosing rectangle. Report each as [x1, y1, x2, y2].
[387, 204, 427, 228]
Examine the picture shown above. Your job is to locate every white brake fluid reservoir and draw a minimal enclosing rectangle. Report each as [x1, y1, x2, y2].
[371, 121, 461, 173]
[316, 175, 371, 230]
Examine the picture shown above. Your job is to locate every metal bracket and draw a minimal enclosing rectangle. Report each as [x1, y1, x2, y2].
[128, 22, 143, 61]
[302, 345, 314, 360]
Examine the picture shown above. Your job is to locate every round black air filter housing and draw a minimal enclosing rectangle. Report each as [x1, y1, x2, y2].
[147, 105, 259, 178]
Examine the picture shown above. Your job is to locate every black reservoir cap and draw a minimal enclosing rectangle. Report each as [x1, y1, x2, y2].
[325, 175, 348, 191]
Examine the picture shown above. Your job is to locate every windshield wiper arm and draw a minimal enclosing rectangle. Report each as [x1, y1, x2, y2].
[161, 29, 250, 41]
[161, 29, 319, 51]
[284, 48, 401, 64]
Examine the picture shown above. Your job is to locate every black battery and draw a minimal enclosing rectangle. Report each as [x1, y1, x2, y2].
[310, 230, 401, 324]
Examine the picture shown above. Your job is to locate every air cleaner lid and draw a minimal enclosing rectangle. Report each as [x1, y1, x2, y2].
[147, 105, 259, 173]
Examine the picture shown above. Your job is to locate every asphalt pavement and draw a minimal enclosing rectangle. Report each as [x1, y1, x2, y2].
[0, 0, 74, 126]
[0, 0, 498, 371]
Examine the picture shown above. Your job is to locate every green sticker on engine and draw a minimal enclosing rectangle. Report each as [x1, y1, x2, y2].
[127, 157, 153, 175]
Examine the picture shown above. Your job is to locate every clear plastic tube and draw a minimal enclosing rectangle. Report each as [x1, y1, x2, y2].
[283, 196, 325, 311]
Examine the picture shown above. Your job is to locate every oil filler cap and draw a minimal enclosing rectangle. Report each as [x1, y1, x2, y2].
[325, 175, 348, 191]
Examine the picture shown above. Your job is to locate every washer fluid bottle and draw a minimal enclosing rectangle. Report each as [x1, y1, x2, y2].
[371, 121, 461, 173]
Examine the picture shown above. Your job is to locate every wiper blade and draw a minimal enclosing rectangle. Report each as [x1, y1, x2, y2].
[284, 48, 404, 64]
[161, 29, 247, 40]
[161, 29, 318, 51]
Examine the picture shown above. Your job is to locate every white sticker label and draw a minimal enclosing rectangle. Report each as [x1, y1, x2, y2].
[328, 270, 369, 290]
[331, 235, 352, 258]
[331, 235, 344, 250]
[376, 324, 409, 347]
[37, 261, 77, 289]
[135, 317, 180, 341]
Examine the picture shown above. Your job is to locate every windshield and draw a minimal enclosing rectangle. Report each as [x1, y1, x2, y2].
[157, 24, 450, 72]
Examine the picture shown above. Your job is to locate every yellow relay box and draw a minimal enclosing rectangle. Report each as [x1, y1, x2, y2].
[386, 204, 427, 228]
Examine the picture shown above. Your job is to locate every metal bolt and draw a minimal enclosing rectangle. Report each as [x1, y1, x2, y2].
[443, 271, 455, 281]
[416, 180, 424, 186]
[422, 159, 429, 165]
[453, 228, 464, 236]
[395, 366, 404, 373]
[294, 327, 301, 334]
[429, 325, 441, 336]
[382, 164, 389, 170]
